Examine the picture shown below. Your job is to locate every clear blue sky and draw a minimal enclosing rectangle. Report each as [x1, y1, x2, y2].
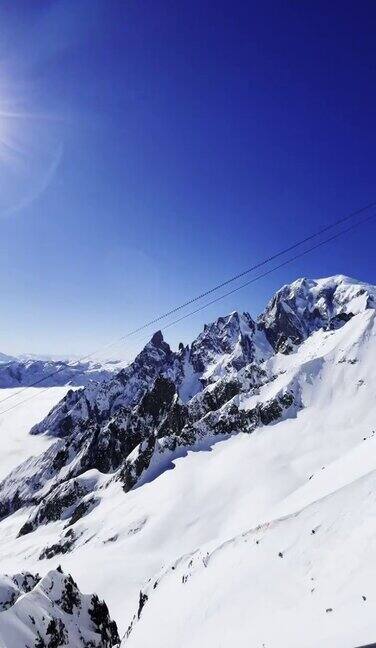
[1, 0, 375, 360]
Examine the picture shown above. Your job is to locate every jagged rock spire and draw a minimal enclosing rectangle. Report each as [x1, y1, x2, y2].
[150, 330, 164, 346]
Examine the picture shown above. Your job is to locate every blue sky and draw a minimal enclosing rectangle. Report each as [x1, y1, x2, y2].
[0, 0, 376, 360]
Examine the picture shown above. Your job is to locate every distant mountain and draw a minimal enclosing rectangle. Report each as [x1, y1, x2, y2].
[0, 274, 375, 646]
[0, 357, 126, 388]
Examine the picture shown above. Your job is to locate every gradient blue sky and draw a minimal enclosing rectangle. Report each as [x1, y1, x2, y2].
[1, 0, 376, 360]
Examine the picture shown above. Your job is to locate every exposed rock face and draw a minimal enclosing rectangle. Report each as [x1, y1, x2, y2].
[30, 332, 182, 439]
[189, 311, 258, 377]
[0, 275, 373, 541]
[0, 569, 120, 648]
[18, 478, 91, 536]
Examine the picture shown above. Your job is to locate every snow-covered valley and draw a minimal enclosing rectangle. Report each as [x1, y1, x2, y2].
[0, 275, 375, 647]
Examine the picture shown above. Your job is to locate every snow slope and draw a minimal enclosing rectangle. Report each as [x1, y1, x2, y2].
[0, 275, 375, 647]
[126, 468, 376, 648]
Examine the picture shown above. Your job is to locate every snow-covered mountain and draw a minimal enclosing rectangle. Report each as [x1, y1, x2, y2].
[0, 357, 125, 388]
[0, 274, 375, 647]
[258, 274, 375, 352]
[0, 568, 119, 647]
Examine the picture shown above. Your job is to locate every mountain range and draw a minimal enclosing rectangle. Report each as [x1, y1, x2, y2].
[0, 356, 126, 388]
[0, 274, 375, 647]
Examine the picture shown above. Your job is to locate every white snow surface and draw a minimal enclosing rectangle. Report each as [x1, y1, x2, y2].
[0, 275, 375, 647]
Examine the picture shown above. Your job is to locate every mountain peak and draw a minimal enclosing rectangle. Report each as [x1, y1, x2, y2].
[150, 330, 164, 347]
[258, 274, 376, 353]
[188, 310, 258, 379]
